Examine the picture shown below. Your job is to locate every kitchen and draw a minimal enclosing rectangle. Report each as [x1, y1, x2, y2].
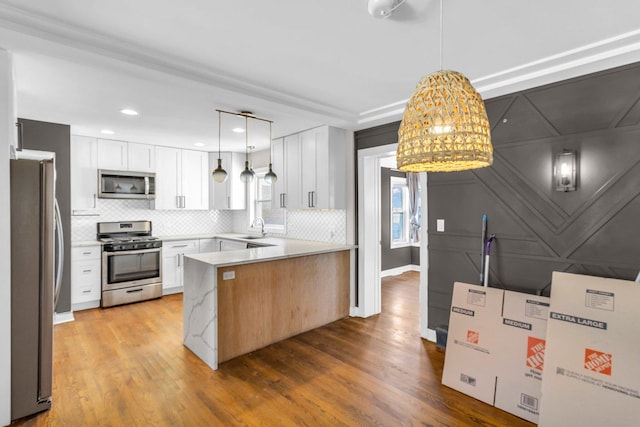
[3, 1, 640, 426]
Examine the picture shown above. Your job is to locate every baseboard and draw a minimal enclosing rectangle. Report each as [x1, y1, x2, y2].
[163, 286, 184, 296]
[53, 311, 75, 325]
[422, 328, 437, 343]
[72, 300, 100, 312]
[380, 264, 420, 277]
[349, 306, 365, 318]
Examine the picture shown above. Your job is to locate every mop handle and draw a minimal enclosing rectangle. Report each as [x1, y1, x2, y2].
[484, 234, 496, 287]
[480, 214, 487, 285]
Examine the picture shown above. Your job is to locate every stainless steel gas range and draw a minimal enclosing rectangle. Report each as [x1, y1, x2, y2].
[98, 220, 162, 307]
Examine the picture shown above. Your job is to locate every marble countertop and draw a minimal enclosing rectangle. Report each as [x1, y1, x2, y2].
[186, 235, 354, 268]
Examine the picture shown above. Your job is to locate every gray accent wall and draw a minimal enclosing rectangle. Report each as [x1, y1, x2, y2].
[18, 118, 71, 314]
[356, 61, 640, 330]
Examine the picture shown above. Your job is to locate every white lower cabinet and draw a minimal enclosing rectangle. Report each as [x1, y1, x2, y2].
[199, 238, 219, 253]
[162, 239, 200, 294]
[71, 245, 101, 310]
[219, 239, 248, 251]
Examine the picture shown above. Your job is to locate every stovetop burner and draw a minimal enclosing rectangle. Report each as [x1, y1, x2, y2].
[97, 220, 162, 251]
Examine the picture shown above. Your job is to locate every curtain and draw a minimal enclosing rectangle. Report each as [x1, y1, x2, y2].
[407, 172, 420, 243]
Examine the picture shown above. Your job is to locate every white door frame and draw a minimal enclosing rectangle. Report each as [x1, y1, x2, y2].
[355, 144, 435, 341]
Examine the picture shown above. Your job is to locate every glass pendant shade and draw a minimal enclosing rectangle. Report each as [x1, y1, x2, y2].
[239, 160, 255, 183]
[212, 158, 228, 183]
[396, 70, 493, 172]
[264, 163, 278, 184]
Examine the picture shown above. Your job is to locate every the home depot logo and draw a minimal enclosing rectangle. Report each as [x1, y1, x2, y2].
[584, 348, 612, 376]
[467, 330, 479, 344]
[526, 337, 545, 371]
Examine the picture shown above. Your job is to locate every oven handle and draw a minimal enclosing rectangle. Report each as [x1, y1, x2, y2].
[103, 247, 162, 256]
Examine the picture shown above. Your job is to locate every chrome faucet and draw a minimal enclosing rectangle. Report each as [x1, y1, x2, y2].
[252, 217, 266, 236]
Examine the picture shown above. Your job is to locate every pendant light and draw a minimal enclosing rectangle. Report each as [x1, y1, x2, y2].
[264, 121, 278, 184]
[396, 0, 492, 172]
[212, 110, 228, 183]
[239, 114, 255, 183]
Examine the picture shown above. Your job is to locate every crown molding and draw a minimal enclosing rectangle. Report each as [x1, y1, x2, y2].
[0, 3, 357, 125]
[357, 29, 640, 129]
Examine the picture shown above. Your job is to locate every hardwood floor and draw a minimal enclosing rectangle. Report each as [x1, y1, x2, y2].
[15, 271, 533, 426]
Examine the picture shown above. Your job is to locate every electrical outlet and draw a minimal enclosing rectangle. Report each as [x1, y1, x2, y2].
[437, 219, 445, 232]
[222, 271, 235, 280]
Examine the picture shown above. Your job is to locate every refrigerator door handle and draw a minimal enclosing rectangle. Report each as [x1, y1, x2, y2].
[54, 199, 64, 310]
[15, 121, 24, 151]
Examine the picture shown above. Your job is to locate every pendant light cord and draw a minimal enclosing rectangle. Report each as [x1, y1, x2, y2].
[217, 110, 222, 157]
[245, 115, 249, 162]
[269, 122, 273, 163]
[439, 0, 443, 70]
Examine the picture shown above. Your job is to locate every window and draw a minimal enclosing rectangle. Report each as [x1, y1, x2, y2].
[390, 176, 410, 248]
[249, 168, 285, 233]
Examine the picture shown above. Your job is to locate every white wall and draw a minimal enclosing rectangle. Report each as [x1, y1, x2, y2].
[0, 48, 15, 426]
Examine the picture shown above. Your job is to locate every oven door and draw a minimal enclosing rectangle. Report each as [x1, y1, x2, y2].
[102, 247, 162, 291]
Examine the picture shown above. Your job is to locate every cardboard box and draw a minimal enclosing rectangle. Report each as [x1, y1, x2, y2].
[494, 291, 550, 424]
[539, 272, 640, 426]
[441, 282, 505, 405]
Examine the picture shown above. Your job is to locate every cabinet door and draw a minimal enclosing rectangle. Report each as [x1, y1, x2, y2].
[211, 152, 245, 210]
[299, 128, 320, 208]
[162, 254, 179, 290]
[271, 137, 286, 211]
[284, 133, 301, 210]
[70, 135, 98, 212]
[155, 146, 181, 210]
[181, 149, 209, 210]
[199, 238, 219, 253]
[127, 142, 155, 173]
[210, 152, 230, 209]
[97, 138, 128, 170]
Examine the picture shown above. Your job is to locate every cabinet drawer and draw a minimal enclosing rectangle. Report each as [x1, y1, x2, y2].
[72, 245, 101, 260]
[71, 261, 101, 304]
[163, 240, 199, 255]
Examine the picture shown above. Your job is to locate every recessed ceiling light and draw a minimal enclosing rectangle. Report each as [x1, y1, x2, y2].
[101, 129, 115, 135]
[194, 142, 205, 147]
[120, 109, 139, 116]
[232, 127, 245, 133]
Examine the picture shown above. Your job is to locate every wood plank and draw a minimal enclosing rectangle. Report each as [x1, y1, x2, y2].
[13, 271, 533, 426]
[217, 251, 350, 362]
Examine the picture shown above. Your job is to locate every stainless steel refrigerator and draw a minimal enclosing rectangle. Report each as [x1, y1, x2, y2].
[10, 151, 64, 420]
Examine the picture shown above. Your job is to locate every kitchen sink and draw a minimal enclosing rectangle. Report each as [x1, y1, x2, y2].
[238, 235, 265, 240]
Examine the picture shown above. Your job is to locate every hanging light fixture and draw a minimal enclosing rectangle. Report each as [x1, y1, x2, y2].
[396, 0, 492, 173]
[239, 114, 255, 183]
[212, 110, 228, 183]
[264, 121, 278, 184]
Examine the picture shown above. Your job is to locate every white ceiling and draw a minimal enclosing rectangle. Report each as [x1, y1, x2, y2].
[1, 0, 640, 152]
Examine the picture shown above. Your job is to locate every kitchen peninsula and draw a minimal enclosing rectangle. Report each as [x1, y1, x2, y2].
[183, 235, 354, 370]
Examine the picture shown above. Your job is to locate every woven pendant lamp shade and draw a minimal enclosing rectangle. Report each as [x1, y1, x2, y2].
[397, 70, 493, 172]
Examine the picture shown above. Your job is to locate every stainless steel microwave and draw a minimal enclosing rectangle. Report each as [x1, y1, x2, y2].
[98, 169, 156, 199]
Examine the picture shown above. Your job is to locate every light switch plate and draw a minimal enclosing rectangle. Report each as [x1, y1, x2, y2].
[436, 219, 445, 232]
[222, 271, 235, 280]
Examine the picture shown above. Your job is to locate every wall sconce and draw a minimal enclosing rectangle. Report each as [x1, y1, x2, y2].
[554, 150, 577, 192]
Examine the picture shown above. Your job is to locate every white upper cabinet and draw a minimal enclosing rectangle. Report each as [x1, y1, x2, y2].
[97, 138, 155, 172]
[283, 133, 301, 210]
[285, 126, 347, 210]
[97, 138, 128, 170]
[70, 135, 98, 212]
[181, 149, 209, 210]
[127, 142, 155, 172]
[155, 147, 208, 210]
[154, 146, 181, 210]
[210, 152, 246, 210]
[271, 137, 286, 211]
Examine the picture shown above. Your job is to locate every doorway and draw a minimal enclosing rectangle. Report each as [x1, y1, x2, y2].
[356, 144, 433, 340]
